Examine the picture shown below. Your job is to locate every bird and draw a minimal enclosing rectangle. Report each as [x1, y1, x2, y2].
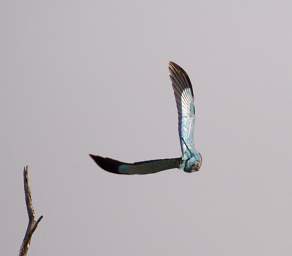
[89, 61, 202, 174]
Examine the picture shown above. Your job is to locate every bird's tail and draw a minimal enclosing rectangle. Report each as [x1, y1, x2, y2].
[89, 154, 181, 175]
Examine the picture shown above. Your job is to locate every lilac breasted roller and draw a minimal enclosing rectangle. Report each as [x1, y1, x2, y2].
[90, 62, 202, 174]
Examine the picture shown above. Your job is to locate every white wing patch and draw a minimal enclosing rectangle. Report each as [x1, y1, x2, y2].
[181, 88, 195, 117]
[180, 88, 195, 158]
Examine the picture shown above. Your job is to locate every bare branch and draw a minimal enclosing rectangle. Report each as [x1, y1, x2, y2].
[19, 166, 43, 256]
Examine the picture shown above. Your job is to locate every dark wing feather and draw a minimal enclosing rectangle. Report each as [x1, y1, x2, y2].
[89, 154, 181, 175]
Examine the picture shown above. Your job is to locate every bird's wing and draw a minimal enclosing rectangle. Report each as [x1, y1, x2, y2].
[169, 62, 196, 157]
[90, 154, 181, 175]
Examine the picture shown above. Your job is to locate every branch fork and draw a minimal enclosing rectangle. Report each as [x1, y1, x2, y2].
[19, 166, 43, 256]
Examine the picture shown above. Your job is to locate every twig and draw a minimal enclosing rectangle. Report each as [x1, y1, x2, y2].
[19, 166, 43, 256]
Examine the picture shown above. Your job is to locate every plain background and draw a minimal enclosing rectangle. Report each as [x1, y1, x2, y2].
[1, 0, 292, 255]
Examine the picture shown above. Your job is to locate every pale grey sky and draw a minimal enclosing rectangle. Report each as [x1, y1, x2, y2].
[1, 0, 292, 255]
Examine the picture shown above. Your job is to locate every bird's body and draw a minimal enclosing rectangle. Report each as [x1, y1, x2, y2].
[90, 61, 202, 174]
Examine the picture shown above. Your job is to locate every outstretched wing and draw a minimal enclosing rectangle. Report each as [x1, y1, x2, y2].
[169, 62, 196, 158]
[90, 154, 181, 175]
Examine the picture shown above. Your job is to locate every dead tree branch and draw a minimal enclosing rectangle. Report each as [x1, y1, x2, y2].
[19, 166, 43, 256]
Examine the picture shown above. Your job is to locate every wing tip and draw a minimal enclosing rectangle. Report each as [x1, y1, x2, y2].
[89, 154, 104, 167]
[168, 61, 184, 73]
[89, 154, 127, 174]
[168, 61, 194, 96]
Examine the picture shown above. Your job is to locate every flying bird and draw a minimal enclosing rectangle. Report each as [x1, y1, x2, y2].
[90, 62, 202, 174]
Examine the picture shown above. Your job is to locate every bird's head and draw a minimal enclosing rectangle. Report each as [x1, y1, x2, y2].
[183, 153, 202, 172]
[191, 153, 202, 172]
